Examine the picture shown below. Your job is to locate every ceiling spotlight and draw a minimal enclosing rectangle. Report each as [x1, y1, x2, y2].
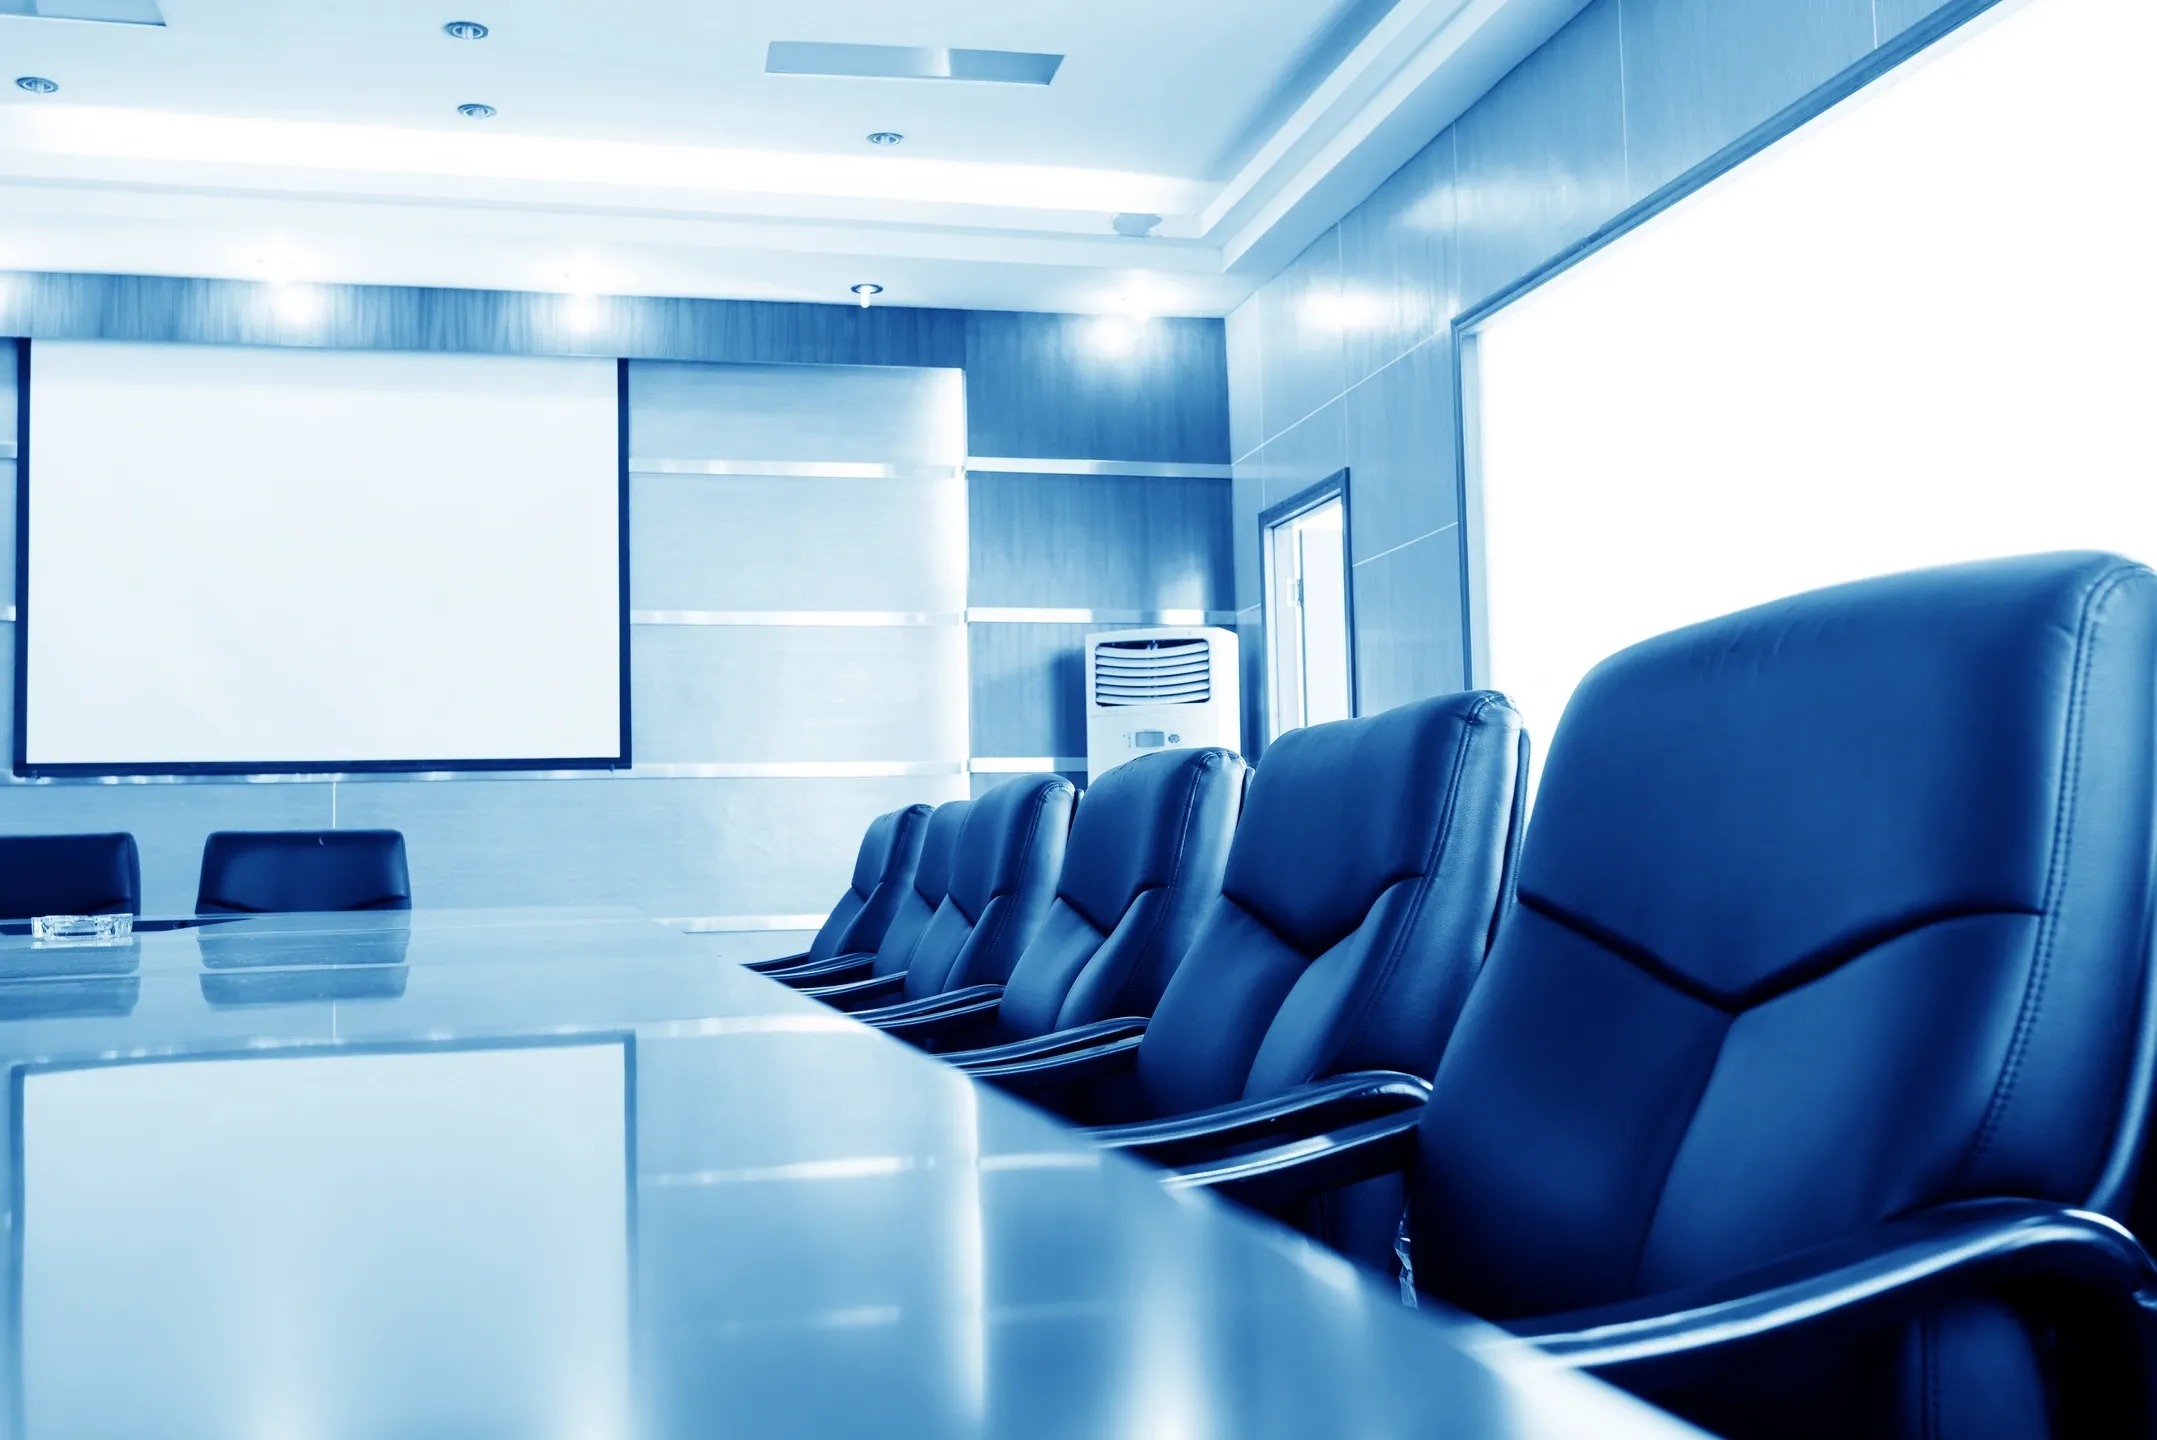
[443, 19, 490, 39]
[457, 102, 497, 119]
[270, 283, 325, 326]
[15, 77, 60, 95]
[851, 283, 884, 308]
[866, 131, 904, 147]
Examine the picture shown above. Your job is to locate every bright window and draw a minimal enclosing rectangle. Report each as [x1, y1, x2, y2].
[1466, 0, 2156, 783]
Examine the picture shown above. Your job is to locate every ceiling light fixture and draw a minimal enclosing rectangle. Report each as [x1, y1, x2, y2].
[457, 102, 497, 119]
[14, 77, 60, 95]
[851, 283, 884, 308]
[270, 283, 325, 326]
[443, 19, 490, 39]
[866, 131, 904, 147]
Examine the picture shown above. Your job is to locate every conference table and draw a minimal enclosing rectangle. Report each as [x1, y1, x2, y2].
[0, 907, 1703, 1439]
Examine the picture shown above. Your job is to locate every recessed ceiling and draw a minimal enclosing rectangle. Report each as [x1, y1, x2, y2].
[0, 0, 1595, 315]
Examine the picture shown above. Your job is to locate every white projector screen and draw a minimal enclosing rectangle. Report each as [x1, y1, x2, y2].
[1467, 0, 2155, 781]
[13, 1040, 632, 1439]
[17, 341, 626, 772]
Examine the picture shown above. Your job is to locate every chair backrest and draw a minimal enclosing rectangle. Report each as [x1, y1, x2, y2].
[994, 747, 1246, 1042]
[1133, 693, 1529, 1120]
[197, 830, 413, 914]
[898, 775, 1074, 1003]
[1410, 555, 2157, 1341]
[869, 799, 971, 977]
[804, 805, 930, 963]
[0, 833, 142, 919]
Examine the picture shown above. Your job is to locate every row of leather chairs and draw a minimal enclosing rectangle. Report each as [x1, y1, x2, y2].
[758, 550, 2157, 1440]
[0, 829, 413, 919]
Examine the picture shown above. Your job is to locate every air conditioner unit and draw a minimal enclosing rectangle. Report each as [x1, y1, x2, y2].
[1084, 627, 1241, 783]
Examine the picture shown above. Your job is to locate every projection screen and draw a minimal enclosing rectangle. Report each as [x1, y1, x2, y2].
[15, 341, 627, 773]
[1464, 0, 2155, 785]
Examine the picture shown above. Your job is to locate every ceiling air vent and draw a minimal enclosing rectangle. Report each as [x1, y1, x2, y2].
[0, 0, 164, 24]
[1091, 637, 1213, 707]
[765, 41, 1062, 87]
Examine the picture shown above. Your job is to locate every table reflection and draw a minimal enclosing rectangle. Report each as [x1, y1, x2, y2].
[8, 1035, 634, 1440]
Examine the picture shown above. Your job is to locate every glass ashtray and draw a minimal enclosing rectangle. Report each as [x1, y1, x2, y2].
[31, 913, 135, 944]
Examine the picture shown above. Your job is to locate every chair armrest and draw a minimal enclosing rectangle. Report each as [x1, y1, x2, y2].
[1086, 1071, 1431, 1167]
[857, 986, 1006, 1046]
[743, 950, 812, 974]
[1493, 1200, 2157, 1391]
[771, 952, 875, 987]
[802, 970, 908, 1010]
[1163, 1109, 1423, 1206]
[954, 1026, 1148, 1097]
[945, 1017, 1150, 1070]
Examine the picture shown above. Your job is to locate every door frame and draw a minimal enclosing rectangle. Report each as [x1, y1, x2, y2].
[1257, 468, 1358, 740]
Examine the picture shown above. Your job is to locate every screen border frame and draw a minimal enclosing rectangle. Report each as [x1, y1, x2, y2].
[10, 343, 634, 778]
[1446, 0, 2016, 691]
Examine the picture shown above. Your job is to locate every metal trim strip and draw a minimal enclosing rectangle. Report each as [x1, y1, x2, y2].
[1, 760, 968, 786]
[965, 457, 1232, 479]
[630, 459, 963, 481]
[968, 757, 1087, 774]
[632, 609, 962, 628]
[965, 607, 1237, 626]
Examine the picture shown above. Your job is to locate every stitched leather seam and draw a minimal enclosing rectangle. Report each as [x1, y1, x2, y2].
[1072, 755, 1220, 1027]
[1516, 891, 2041, 1014]
[1056, 758, 1225, 1030]
[964, 781, 1060, 992]
[1325, 694, 1498, 1081]
[1625, 1012, 1735, 1294]
[1960, 563, 2141, 1179]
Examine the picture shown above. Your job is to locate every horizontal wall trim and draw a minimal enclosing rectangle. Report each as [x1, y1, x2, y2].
[664, 915, 828, 933]
[632, 609, 962, 628]
[2, 760, 968, 786]
[969, 756, 1088, 774]
[965, 607, 1237, 626]
[0, 440, 13, 461]
[631, 459, 962, 481]
[1, 605, 14, 623]
[966, 457, 1232, 479]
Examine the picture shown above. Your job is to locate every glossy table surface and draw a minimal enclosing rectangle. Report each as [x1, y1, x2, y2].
[0, 908, 1702, 1439]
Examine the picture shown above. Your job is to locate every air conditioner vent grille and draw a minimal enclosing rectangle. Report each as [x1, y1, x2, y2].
[1092, 638, 1211, 706]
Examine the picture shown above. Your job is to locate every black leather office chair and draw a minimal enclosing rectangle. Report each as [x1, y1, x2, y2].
[950, 694, 1527, 1134]
[801, 774, 1073, 1012]
[1160, 553, 2157, 1440]
[0, 833, 142, 919]
[196, 830, 412, 914]
[849, 747, 1246, 1050]
[764, 800, 970, 987]
[744, 805, 929, 974]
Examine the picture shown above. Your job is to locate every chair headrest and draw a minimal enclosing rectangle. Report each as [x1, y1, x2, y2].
[850, 805, 928, 896]
[948, 775, 1075, 920]
[912, 800, 972, 905]
[1227, 693, 1521, 956]
[1526, 550, 2157, 1009]
[1060, 748, 1246, 932]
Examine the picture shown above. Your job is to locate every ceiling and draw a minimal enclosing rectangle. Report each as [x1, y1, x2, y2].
[0, 0, 1593, 315]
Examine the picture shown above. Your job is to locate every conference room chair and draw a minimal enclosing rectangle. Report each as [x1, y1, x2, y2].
[196, 830, 412, 914]
[763, 800, 970, 987]
[0, 832, 142, 920]
[847, 746, 1247, 1051]
[743, 804, 929, 974]
[948, 695, 1527, 1137]
[1158, 552, 2157, 1440]
[799, 774, 1074, 1012]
